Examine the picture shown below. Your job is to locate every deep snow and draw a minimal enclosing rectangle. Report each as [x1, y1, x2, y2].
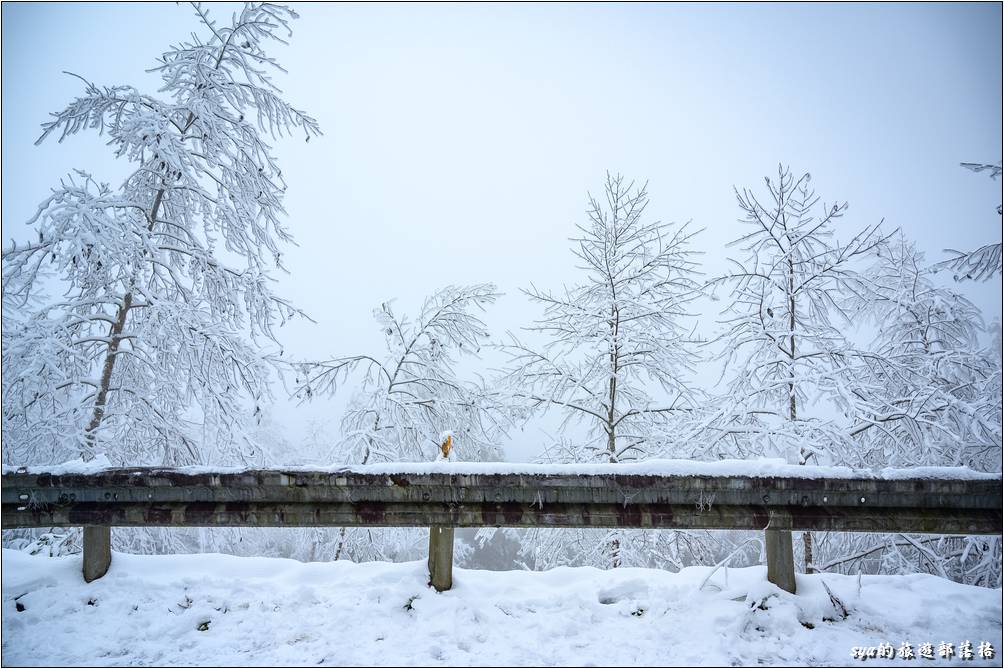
[2, 548, 1001, 666]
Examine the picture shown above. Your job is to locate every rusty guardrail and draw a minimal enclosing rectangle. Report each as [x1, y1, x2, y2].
[3, 465, 1001, 593]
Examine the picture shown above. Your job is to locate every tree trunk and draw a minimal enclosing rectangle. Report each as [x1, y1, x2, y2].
[607, 305, 621, 567]
[606, 305, 620, 462]
[82, 291, 134, 456]
[803, 528, 814, 573]
[81, 187, 165, 459]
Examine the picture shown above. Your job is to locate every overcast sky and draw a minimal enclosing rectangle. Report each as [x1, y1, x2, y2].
[2, 2, 1001, 462]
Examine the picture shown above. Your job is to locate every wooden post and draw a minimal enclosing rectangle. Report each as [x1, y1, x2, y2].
[765, 528, 796, 594]
[427, 526, 454, 592]
[82, 526, 111, 582]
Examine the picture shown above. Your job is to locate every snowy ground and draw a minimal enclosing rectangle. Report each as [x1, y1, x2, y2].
[2, 549, 1001, 667]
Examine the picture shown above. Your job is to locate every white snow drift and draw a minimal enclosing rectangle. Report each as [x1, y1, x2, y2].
[2, 548, 1000, 666]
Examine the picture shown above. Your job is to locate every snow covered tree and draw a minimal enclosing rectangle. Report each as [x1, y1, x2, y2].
[817, 235, 1003, 587]
[708, 165, 889, 574]
[2, 2, 319, 470]
[938, 160, 1002, 282]
[504, 173, 702, 464]
[500, 172, 702, 569]
[295, 283, 505, 561]
[846, 235, 1001, 470]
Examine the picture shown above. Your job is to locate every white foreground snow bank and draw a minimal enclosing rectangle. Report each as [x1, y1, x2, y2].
[2, 549, 1000, 667]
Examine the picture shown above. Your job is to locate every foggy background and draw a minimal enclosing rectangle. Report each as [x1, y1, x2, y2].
[3, 2, 1001, 463]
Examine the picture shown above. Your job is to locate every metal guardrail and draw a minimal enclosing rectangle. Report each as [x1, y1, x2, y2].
[3, 467, 1001, 592]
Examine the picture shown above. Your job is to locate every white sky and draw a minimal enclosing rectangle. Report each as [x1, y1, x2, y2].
[2, 2, 1001, 462]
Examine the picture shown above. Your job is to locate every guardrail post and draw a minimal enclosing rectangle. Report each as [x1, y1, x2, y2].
[765, 528, 796, 594]
[82, 526, 111, 582]
[427, 526, 454, 591]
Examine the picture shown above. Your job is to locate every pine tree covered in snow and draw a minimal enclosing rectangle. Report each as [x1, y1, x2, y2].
[499, 172, 704, 569]
[2, 3, 318, 470]
[295, 284, 506, 561]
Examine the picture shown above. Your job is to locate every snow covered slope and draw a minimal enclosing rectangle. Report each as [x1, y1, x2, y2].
[2, 549, 1000, 666]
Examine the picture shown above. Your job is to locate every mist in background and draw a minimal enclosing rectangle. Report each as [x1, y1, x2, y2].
[3, 2, 1001, 463]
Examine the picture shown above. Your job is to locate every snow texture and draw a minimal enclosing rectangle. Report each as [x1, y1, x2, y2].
[4, 457, 1000, 481]
[2, 549, 1000, 666]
